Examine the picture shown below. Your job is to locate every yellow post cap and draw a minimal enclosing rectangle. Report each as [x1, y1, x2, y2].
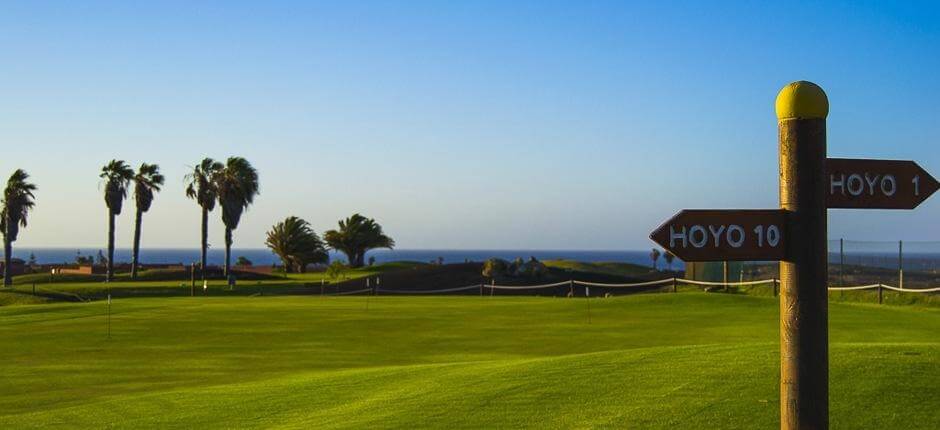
[775, 81, 829, 120]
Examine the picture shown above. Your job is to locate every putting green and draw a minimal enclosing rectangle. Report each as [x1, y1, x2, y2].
[1, 294, 937, 428]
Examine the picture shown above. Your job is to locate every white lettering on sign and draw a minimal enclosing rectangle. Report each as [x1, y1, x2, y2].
[881, 175, 896, 196]
[727, 225, 745, 248]
[669, 225, 686, 248]
[830, 173, 899, 198]
[707, 225, 725, 247]
[668, 224, 781, 249]
[689, 225, 708, 248]
[753, 225, 780, 247]
[847, 174, 864, 196]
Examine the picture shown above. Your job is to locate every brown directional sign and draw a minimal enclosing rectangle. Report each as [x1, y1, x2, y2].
[650, 209, 787, 262]
[827, 158, 940, 209]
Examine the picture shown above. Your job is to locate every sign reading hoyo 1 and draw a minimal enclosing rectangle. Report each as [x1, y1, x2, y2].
[650, 209, 786, 261]
[649, 81, 938, 429]
[827, 158, 939, 209]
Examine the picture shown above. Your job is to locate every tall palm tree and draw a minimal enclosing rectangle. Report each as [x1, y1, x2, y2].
[130, 163, 164, 279]
[650, 248, 662, 271]
[1, 170, 37, 287]
[100, 160, 134, 282]
[265, 216, 328, 273]
[663, 250, 676, 272]
[185, 158, 223, 280]
[323, 214, 395, 268]
[214, 157, 259, 277]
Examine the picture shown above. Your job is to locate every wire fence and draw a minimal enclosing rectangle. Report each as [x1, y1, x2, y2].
[684, 239, 940, 290]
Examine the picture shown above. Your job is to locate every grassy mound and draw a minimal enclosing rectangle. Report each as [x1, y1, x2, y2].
[0, 294, 937, 428]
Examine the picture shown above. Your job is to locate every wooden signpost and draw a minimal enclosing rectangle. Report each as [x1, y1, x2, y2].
[650, 81, 938, 429]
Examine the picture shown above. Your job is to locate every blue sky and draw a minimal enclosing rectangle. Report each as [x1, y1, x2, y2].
[1, 1, 939, 250]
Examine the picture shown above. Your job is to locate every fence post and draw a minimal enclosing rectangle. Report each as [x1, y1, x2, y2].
[878, 284, 883, 304]
[672, 277, 678, 293]
[773, 278, 778, 297]
[190, 263, 196, 297]
[723, 261, 729, 292]
[569, 280, 574, 298]
[480, 282, 484, 297]
[898, 240, 904, 290]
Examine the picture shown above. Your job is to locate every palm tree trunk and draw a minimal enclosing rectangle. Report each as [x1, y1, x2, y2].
[131, 208, 143, 279]
[200, 207, 209, 280]
[3, 236, 11, 287]
[343, 249, 357, 268]
[107, 211, 115, 282]
[224, 227, 232, 278]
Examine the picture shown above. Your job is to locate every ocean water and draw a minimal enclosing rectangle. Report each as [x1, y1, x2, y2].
[11, 248, 679, 269]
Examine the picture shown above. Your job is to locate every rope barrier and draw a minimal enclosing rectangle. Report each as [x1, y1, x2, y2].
[880, 285, 940, 293]
[678, 278, 776, 287]
[573, 278, 675, 288]
[376, 285, 480, 294]
[319, 278, 938, 296]
[827, 284, 882, 291]
[487, 281, 571, 290]
[327, 288, 373, 296]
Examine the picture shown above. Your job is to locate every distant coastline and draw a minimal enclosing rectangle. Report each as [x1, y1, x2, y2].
[10, 248, 678, 269]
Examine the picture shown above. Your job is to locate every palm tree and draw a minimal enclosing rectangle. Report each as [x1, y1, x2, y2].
[1, 170, 37, 287]
[130, 163, 164, 279]
[100, 160, 134, 282]
[185, 158, 223, 280]
[214, 157, 259, 277]
[650, 248, 662, 271]
[265, 216, 328, 273]
[663, 250, 676, 272]
[323, 214, 395, 268]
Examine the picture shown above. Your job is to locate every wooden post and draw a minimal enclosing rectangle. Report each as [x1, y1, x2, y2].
[190, 263, 196, 297]
[773, 278, 778, 297]
[672, 277, 678, 293]
[723, 261, 729, 292]
[569, 280, 574, 298]
[898, 240, 903, 290]
[878, 284, 884, 304]
[777, 81, 829, 429]
[839, 238, 844, 298]
[480, 282, 484, 297]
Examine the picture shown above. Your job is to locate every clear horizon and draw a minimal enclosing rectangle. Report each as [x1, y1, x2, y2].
[3, 2, 939, 250]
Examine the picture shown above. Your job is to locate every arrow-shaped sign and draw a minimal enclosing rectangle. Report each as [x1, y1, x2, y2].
[650, 209, 787, 262]
[827, 158, 939, 209]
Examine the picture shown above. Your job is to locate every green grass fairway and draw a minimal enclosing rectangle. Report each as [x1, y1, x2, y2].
[1, 294, 938, 428]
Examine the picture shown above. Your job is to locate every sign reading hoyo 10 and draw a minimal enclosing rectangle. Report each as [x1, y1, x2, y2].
[649, 81, 938, 429]
[650, 209, 785, 261]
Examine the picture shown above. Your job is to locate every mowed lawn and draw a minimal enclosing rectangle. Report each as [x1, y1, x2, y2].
[0, 294, 938, 429]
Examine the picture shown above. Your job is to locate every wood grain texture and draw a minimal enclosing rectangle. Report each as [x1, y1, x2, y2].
[779, 117, 829, 430]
